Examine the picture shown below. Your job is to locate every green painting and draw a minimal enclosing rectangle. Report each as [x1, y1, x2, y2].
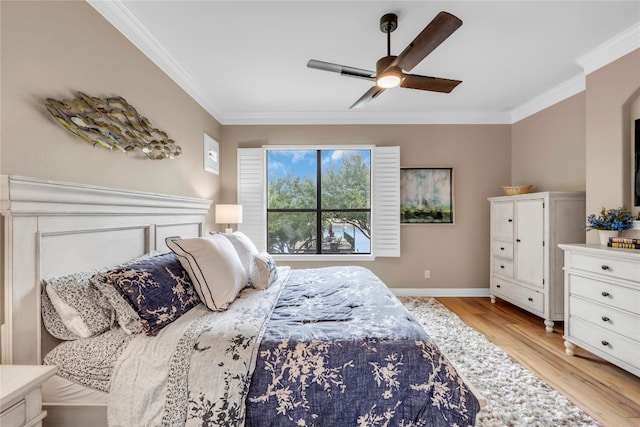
[400, 168, 454, 224]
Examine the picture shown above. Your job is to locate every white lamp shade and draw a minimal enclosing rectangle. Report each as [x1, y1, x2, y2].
[215, 204, 243, 226]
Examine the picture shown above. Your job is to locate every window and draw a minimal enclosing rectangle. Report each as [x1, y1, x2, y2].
[237, 146, 400, 260]
[267, 149, 371, 255]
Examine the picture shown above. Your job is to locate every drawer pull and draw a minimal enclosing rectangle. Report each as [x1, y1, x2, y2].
[516, 239, 521, 242]
[500, 265, 505, 269]
[500, 247, 505, 251]
[527, 297, 534, 302]
[601, 340, 609, 346]
[601, 265, 609, 271]
[496, 284, 501, 288]
[601, 316, 610, 322]
[508, 219, 513, 222]
[601, 291, 610, 297]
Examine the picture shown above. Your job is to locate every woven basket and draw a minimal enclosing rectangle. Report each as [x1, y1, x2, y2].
[501, 185, 533, 196]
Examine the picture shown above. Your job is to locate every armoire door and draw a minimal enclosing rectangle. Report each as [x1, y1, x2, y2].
[515, 199, 544, 288]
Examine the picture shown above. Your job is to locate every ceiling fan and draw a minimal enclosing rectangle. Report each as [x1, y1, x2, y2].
[307, 11, 463, 109]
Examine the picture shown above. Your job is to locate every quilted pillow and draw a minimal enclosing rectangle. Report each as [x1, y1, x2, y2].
[166, 235, 248, 311]
[92, 252, 200, 336]
[249, 252, 278, 290]
[41, 270, 114, 340]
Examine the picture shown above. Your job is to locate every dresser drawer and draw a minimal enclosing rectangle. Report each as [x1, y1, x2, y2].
[568, 274, 639, 314]
[570, 296, 640, 341]
[0, 399, 26, 427]
[493, 258, 513, 278]
[493, 279, 544, 314]
[493, 241, 513, 259]
[570, 252, 640, 283]
[568, 316, 640, 370]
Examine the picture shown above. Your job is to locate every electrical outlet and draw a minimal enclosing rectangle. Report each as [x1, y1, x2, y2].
[424, 270, 430, 279]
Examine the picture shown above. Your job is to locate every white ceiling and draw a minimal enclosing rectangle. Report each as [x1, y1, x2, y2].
[89, 1, 640, 125]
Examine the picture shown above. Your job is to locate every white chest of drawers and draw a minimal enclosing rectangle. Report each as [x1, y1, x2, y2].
[0, 365, 57, 427]
[559, 244, 640, 376]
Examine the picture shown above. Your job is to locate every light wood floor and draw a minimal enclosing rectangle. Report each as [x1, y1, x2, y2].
[436, 297, 640, 427]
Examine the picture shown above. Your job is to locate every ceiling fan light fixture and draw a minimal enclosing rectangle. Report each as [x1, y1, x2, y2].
[376, 67, 402, 88]
[376, 56, 402, 88]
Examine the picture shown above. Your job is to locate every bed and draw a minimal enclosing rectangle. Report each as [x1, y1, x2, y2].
[1, 175, 482, 426]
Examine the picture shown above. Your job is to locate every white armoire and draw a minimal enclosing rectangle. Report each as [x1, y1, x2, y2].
[488, 192, 585, 332]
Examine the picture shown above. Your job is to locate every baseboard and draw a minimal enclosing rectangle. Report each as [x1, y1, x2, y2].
[391, 288, 491, 297]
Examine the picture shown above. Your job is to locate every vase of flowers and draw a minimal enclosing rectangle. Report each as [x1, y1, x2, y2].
[586, 206, 634, 245]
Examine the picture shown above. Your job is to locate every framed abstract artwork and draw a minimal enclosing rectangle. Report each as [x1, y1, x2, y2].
[400, 167, 454, 224]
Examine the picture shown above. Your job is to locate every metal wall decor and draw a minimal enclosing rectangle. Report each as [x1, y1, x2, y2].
[45, 91, 182, 160]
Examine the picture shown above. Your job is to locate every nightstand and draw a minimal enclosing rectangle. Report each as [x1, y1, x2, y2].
[1, 365, 58, 427]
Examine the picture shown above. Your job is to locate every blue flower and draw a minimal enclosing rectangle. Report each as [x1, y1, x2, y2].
[586, 207, 633, 231]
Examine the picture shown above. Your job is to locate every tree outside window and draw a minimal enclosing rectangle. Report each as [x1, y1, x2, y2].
[267, 149, 371, 255]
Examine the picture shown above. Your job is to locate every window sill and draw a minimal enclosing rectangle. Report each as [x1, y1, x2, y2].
[272, 254, 375, 262]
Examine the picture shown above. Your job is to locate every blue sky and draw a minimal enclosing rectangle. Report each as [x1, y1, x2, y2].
[267, 149, 370, 181]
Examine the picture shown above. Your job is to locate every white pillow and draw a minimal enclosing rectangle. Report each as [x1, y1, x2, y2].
[166, 235, 248, 311]
[222, 231, 259, 278]
[249, 252, 278, 290]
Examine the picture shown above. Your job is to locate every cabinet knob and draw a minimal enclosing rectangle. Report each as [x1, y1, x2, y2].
[516, 239, 521, 242]
[527, 297, 534, 302]
[496, 284, 501, 288]
[508, 219, 513, 222]
[500, 247, 505, 251]
[601, 316, 610, 322]
[601, 340, 609, 346]
[601, 265, 609, 271]
[601, 291, 610, 297]
[500, 265, 505, 269]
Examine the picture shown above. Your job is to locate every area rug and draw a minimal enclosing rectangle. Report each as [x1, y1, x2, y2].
[400, 297, 600, 427]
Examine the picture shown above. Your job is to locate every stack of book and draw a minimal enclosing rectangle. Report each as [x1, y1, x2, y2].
[607, 237, 640, 249]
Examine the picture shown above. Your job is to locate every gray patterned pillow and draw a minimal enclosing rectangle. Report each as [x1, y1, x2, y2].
[92, 274, 144, 335]
[41, 287, 82, 340]
[93, 252, 200, 336]
[41, 270, 114, 340]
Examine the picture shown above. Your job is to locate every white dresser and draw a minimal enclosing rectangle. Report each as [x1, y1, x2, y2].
[559, 244, 639, 376]
[488, 192, 585, 332]
[0, 365, 57, 427]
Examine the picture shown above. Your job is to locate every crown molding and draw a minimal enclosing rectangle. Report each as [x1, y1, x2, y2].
[510, 74, 585, 123]
[88, 1, 639, 126]
[221, 111, 512, 125]
[87, 0, 225, 121]
[576, 22, 640, 75]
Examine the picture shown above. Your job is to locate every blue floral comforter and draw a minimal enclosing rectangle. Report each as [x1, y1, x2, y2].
[246, 266, 481, 427]
[108, 266, 480, 427]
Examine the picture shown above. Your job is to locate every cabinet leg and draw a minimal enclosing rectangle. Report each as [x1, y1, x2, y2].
[490, 295, 496, 304]
[544, 320, 554, 333]
[564, 340, 575, 356]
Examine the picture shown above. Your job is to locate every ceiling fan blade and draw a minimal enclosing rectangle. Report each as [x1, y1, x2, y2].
[401, 74, 461, 93]
[307, 59, 375, 81]
[349, 86, 386, 109]
[394, 11, 462, 72]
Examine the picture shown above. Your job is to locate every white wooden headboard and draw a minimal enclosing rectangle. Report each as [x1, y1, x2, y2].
[0, 175, 212, 365]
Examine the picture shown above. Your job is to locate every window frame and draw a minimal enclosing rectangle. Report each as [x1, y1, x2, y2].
[266, 148, 373, 257]
[237, 145, 400, 262]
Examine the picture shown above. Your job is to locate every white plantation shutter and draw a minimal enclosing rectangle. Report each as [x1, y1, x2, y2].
[236, 146, 400, 258]
[373, 146, 400, 257]
[237, 148, 266, 251]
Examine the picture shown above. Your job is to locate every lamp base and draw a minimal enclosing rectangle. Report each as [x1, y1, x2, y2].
[225, 227, 233, 234]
